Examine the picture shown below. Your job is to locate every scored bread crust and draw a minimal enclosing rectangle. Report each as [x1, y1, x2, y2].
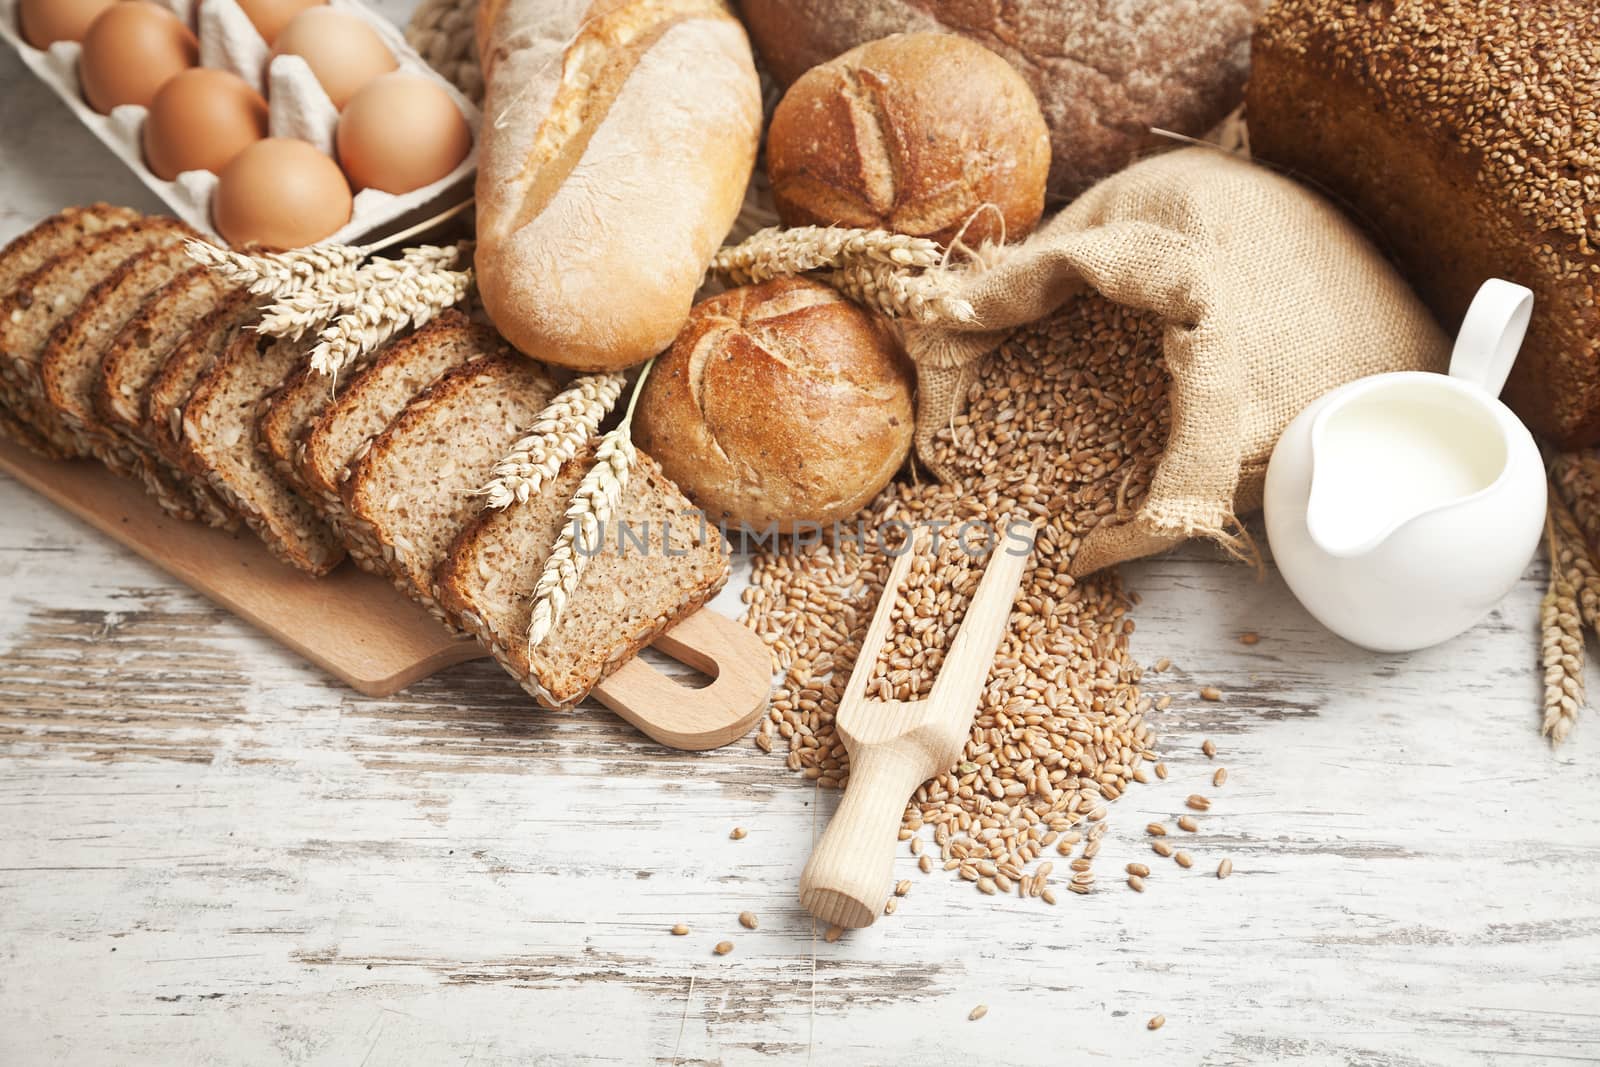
[474, 0, 762, 370]
[340, 351, 557, 620]
[436, 441, 732, 707]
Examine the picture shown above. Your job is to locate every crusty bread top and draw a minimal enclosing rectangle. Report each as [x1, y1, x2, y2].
[437, 440, 730, 705]
[342, 352, 558, 597]
[0, 204, 141, 299]
[97, 265, 235, 434]
[474, 0, 762, 369]
[298, 309, 489, 500]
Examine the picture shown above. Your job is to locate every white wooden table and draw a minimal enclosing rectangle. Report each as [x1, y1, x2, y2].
[2, 10, 1598, 1064]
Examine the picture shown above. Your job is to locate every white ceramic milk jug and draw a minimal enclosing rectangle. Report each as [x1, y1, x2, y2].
[1263, 279, 1546, 652]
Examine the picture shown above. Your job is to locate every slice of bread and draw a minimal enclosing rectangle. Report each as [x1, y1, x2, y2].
[180, 331, 344, 575]
[0, 218, 190, 455]
[0, 204, 142, 300]
[341, 352, 557, 618]
[256, 364, 343, 496]
[144, 290, 259, 464]
[436, 442, 731, 707]
[297, 311, 491, 570]
[38, 234, 198, 465]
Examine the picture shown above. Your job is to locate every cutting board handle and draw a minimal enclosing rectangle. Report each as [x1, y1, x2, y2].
[591, 607, 772, 751]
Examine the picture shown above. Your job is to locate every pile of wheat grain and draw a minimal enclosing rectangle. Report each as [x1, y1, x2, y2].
[743, 292, 1172, 903]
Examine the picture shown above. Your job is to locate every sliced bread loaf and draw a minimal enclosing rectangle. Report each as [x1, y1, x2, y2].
[0, 204, 142, 300]
[297, 311, 492, 570]
[436, 442, 731, 707]
[0, 218, 191, 455]
[179, 331, 345, 574]
[341, 352, 557, 618]
[256, 364, 346, 496]
[144, 290, 260, 464]
[38, 234, 199, 464]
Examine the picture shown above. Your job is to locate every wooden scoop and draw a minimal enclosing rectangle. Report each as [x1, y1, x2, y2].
[799, 524, 1036, 928]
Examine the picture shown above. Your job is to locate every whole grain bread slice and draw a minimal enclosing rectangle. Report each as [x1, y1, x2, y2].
[38, 233, 198, 465]
[256, 363, 351, 497]
[296, 311, 492, 570]
[179, 331, 344, 574]
[436, 442, 731, 707]
[0, 204, 142, 300]
[0, 218, 190, 455]
[341, 352, 557, 618]
[144, 289, 260, 463]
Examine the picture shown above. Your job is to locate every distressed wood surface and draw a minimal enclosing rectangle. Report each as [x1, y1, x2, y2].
[2, 10, 1599, 1064]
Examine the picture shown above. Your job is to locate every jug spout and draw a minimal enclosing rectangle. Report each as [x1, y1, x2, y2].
[1304, 483, 1388, 560]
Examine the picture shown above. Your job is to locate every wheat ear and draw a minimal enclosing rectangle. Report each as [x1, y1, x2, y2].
[1541, 512, 1586, 746]
[710, 226, 944, 284]
[1549, 485, 1600, 632]
[184, 240, 366, 299]
[1550, 452, 1600, 556]
[309, 260, 473, 376]
[257, 246, 463, 340]
[478, 372, 627, 509]
[825, 260, 977, 325]
[525, 359, 654, 652]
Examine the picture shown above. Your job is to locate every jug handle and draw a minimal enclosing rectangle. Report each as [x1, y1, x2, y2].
[1449, 278, 1534, 397]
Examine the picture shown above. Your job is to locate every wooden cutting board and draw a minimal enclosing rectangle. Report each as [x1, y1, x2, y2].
[0, 440, 770, 751]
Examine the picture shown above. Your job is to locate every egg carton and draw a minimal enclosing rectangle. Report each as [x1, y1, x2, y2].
[0, 0, 479, 247]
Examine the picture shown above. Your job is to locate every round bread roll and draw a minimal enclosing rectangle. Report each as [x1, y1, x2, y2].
[636, 277, 913, 533]
[766, 33, 1050, 248]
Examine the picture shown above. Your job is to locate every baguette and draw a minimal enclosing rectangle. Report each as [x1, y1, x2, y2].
[474, 0, 761, 371]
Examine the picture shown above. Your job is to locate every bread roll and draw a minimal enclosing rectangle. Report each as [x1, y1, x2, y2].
[474, 0, 762, 371]
[635, 278, 913, 532]
[767, 33, 1049, 248]
[1249, 0, 1600, 447]
[736, 0, 1265, 200]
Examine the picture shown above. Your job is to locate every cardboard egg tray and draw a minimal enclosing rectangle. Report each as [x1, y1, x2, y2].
[0, 0, 479, 246]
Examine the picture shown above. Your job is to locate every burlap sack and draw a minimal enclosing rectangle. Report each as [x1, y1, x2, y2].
[904, 147, 1450, 576]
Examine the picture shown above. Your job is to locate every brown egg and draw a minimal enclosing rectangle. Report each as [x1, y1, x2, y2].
[270, 8, 395, 109]
[143, 69, 268, 180]
[18, 0, 115, 49]
[234, 0, 324, 44]
[336, 74, 471, 194]
[213, 138, 352, 249]
[78, 1, 198, 114]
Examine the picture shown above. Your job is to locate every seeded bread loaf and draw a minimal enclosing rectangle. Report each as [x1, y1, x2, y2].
[1248, 0, 1600, 447]
[0, 218, 191, 454]
[296, 311, 491, 571]
[437, 440, 731, 707]
[0, 204, 141, 299]
[474, 0, 762, 370]
[341, 352, 557, 618]
[39, 235, 198, 466]
[180, 332, 345, 574]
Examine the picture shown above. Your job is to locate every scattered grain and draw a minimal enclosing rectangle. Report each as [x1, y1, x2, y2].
[884, 898, 898, 915]
[1154, 657, 1171, 672]
[1217, 858, 1233, 879]
[1128, 875, 1146, 892]
[1154, 762, 1169, 780]
[919, 855, 934, 874]
[1152, 840, 1174, 858]
[969, 1004, 989, 1022]
[1186, 794, 1211, 811]
[729, 827, 747, 840]
[738, 911, 758, 930]
[1202, 739, 1217, 758]
[1041, 888, 1058, 905]
[671, 924, 689, 936]
[1126, 862, 1150, 877]
[1177, 815, 1198, 833]
[895, 880, 912, 897]
[1148, 1014, 1165, 1031]
[1174, 851, 1193, 869]
[714, 941, 734, 955]
[1240, 632, 1259, 645]
[1146, 822, 1168, 837]
[1213, 767, 1228, 787]
[824, 925, 844, 943]
[1200, 687, 1222, 702]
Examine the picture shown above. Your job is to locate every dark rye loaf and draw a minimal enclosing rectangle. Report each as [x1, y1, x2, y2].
[0, 218, 190, 455]
[180, 332, 344, 574]
[296, 311, 494, 571]
[39, 235, 200, 466]
[437, 441, 731, 707]
[341, 353, 557, 620]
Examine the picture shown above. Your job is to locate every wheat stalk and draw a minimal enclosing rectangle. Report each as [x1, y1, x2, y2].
[525, 359, 654, 652]
[256, 246, 463, 340]
[185, 240, 366, 299]
[309, 261, 473, 376]
[826, 260, 976, 325]
[1549, 451, 1600, 555]
[711, 225, 944, 284]
[1549, 485, 1600, 632]
[1541, 513, 1586, 746]
[478, 372, 627, 509]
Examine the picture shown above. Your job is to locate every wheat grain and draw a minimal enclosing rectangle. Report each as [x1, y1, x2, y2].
[257, 246, 462, 341]
[309, 260, 472, 377]
[1549, 486, 1600, 631]
[1541, 514, 1586, 746]
[478, 372, 627, 509]
[738, 911, 758, 930]
[1147, 1015, 1165, 1031]
[824, 260, 976, 325]
[185, 240, 365, 298]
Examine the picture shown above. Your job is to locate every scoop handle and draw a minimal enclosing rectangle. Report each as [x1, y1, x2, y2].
[799, 742, 928, 929]
[1449, 278, 1534, 397]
